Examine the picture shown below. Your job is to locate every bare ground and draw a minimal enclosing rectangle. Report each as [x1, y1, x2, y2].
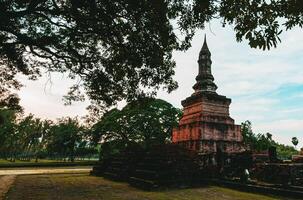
[0, 166, 91, 176]
[0, 175, 16, 200]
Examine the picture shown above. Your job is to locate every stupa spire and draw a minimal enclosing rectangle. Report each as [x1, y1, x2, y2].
[201, 34, 210, 53]
[192, 35, 218, 93]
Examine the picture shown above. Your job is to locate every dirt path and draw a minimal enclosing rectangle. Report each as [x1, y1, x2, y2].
[0, 167, 91, 176]
[0, 175, 16, 200]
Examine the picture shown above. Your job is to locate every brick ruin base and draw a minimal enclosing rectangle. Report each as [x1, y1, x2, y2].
[172, 92, 245, 154]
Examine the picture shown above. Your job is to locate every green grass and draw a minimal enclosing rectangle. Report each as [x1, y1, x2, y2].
[0, 159, 96, 163]
[5, 172, 295, 200]
[0, 159, 55, 164]
[0, 159, 98, 168]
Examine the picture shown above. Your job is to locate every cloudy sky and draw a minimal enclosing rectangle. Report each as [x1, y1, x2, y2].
[18, 20, 303, 148]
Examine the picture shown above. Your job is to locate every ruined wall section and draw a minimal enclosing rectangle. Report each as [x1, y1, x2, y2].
[172, 93, 244, 154]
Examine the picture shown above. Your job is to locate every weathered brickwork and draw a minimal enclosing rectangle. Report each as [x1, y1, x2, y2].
[172, 37, 244, 154]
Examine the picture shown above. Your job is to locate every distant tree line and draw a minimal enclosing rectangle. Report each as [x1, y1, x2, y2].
[0, 93, 98, 162]
[0, 111, 98, 162]
[0, 94, 181, 162]
[241, 120, 299, 160]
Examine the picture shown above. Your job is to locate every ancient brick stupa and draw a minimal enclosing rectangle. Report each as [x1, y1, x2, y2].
[172, 36, 244, 154]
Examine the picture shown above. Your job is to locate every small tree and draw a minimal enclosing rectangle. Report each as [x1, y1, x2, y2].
[292, 137, 299, 149]
[91, 98, 182, 158]
[47, 117, 84, 162]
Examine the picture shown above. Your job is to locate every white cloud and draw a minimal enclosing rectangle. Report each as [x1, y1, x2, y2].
[293, 93, 303, 98]
[254, 119, 303, 147]
[18, 72, 89, 120]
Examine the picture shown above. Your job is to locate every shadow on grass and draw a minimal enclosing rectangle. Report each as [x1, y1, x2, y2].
[5, 173, 295, 200]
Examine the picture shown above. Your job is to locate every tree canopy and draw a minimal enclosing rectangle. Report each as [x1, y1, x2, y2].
[241, 120, 299, 159]
[90, 98, 182, 157]
[292, 136, 299, 148]
[0, 106, 98, 162]
[1, 0, 303, 107]
[47, 117, 86, 161]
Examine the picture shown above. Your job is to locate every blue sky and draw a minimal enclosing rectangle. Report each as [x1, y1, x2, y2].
[18, 20, 303, 148]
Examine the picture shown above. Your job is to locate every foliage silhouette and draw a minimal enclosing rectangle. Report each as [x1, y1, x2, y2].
[90, 98, 182, 158]
[1, 0, 303, 106]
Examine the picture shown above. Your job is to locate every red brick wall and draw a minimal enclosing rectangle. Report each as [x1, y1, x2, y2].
[172, 95, 244, 153]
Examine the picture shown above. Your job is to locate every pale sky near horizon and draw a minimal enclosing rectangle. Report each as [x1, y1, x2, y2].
[17, 20, 303, 148]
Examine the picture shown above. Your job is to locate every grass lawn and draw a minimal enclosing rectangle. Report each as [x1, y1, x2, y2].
[0, 159, 97, 164]
[5, 172, 295, 200]
[0, 159, 97, 168]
